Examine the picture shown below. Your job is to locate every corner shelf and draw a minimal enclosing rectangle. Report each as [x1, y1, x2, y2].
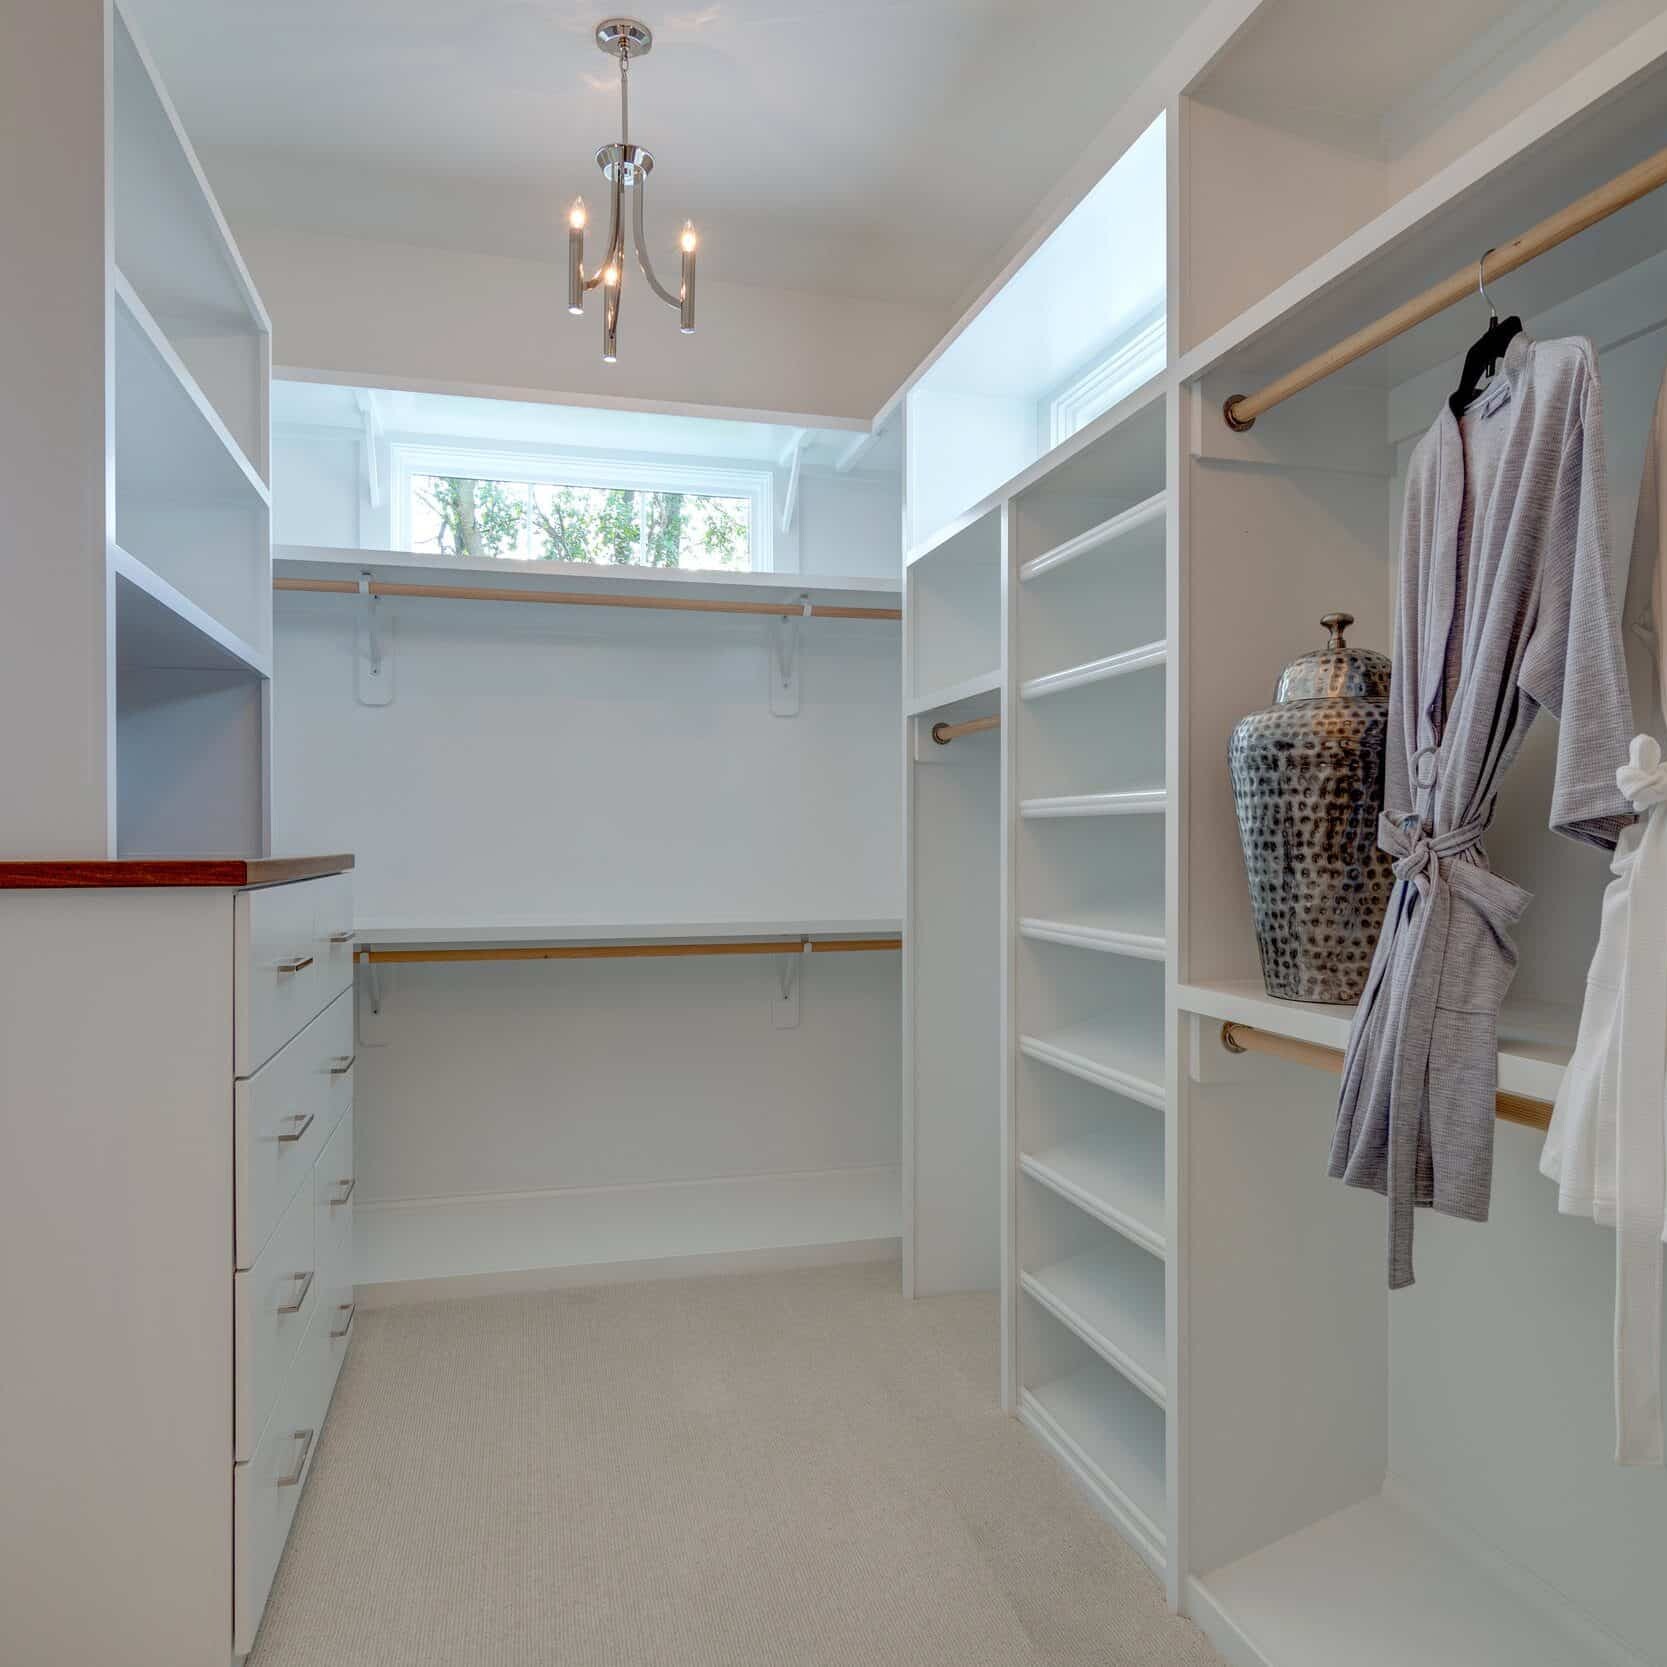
[114, 546, 269, 678]
[1019, 790, 1168, 820]
[1177, 978, 1577, 1106]
[1019, 641, 1167, 702]
[1019, 492, 1167, 583]
[1020, 1252, 1167, 1405]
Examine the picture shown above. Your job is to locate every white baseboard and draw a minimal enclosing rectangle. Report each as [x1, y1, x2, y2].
[354, 1165, 902, 1306]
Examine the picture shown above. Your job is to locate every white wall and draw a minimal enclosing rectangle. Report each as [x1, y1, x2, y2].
[236, 224, 940, 425]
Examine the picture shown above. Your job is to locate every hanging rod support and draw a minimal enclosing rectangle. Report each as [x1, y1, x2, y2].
[931, 714, 1001, 744]
[1221, 138, 1667, 431]
[1219, 1020, 1552, 1131]
[276, 576, 900, 623]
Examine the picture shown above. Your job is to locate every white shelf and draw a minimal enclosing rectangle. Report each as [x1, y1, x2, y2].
[1019, 918, 1166, 962]
[275, 545, 901, 615]
[356, 1166, 902, 1300]
[1013, 1126, 1160, 1253]
[1191, 1491, 1623, 1667]
[1177, 13, 1667, 394]
[1019, 790, 1167, 820]
[1020, 641, 1166, 702]
[1021, 1251, 1166, 1405]
[113, 546, 269, 678]
[1177, 978, 1578, 1106]
[1019, 492, 1167, 582]
[356, 915, 903, 949]
[905, 669, 1002, 719]
[114, 271, 269, 507]
[1020, 1362, 1167, 1567]
[112, 6, 266, 339]
[1019, 1020, 1166, 1111]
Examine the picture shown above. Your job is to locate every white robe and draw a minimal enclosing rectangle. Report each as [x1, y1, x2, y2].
[1540, 363, 1667, 1467]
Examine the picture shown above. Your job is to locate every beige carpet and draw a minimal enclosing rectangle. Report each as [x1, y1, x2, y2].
[251, 1260, 1221, 1666]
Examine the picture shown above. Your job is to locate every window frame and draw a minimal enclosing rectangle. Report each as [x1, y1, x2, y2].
[1045, 304, 1167, 451]
[390, 441, 776, 571]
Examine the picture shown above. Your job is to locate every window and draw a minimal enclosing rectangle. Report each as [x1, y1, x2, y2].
[1046, 305, 1167, 450]
[391, 444, 774, 571]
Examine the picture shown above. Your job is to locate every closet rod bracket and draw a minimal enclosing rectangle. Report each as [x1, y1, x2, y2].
[358, 951, 383, 1015]
[771, 939, 809, 1028]
[769, 599, 810, 717]
[356, 571, 395, 706]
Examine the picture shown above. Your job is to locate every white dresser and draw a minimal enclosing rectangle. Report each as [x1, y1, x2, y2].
[0, 856, 355, 1666]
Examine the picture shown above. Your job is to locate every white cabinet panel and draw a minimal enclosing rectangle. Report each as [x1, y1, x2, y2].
[234, 1176, 317, 1462]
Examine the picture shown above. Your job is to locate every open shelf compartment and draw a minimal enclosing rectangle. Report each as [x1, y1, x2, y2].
[112, 4, 268, 474]
[1019, 1290, 1168, 1573]
[1019, 1171, 1166, 1404]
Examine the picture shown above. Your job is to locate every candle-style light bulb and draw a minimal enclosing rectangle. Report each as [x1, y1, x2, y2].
[679, 222, 697, 334]
[567, 198, 587, 314]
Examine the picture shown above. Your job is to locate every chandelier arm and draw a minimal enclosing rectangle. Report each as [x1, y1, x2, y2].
[631, 176, 684, 309]
[583, 166, 626, 292]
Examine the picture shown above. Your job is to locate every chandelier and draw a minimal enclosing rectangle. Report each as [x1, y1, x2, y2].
[566, 17, 697, 363]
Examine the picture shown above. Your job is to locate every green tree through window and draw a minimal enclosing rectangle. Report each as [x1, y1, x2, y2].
[411, 475, 751, 571]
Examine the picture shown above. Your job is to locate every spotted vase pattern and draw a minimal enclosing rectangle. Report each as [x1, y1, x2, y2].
[1228, 614, 1396, 1004]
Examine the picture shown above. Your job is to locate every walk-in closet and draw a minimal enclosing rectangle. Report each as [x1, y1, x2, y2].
[5, 2, 1667, 1664]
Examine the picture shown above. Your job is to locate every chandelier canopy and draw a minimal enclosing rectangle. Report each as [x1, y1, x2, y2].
[566, 17, 697, 363]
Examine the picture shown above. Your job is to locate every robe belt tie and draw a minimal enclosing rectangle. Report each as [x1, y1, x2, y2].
[1613, 735, 1667, 1464]
[1372, 809, 1494, 1288]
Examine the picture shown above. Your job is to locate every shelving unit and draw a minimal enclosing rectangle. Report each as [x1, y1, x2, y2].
[2, 1, 274, 860]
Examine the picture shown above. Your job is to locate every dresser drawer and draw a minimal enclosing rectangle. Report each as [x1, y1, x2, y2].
[232, 1298, 340, 1656]
[235, 874, 355, 1077]
[235, 1177, 317, 1463]
[315, 1106, 355, 1365]
[235, 988, 353, 1270]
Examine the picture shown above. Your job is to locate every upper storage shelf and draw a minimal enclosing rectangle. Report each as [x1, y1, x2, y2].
[1177, 0, 1667, 376]
[113, 5, 269, 474]
[903, 113, 1168, 548]
[274, 545, 902, 619]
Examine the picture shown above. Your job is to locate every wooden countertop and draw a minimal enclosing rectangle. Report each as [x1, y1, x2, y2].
[0, 855, 354, 889]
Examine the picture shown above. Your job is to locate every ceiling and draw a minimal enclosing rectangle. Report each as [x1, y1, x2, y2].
[125, 0, 1210, 307]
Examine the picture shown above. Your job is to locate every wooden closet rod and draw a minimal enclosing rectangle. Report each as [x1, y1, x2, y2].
[931, 714, 1000, 744]
[358, 937, 901, 965]
[1220, 1021, 1553, 1130]
[275, 576, 902, 623]
[1222, 139, 1667, 431]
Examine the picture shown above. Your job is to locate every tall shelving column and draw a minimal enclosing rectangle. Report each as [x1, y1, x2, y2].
[902, 505, 1006, 1301]
[0, 0, 272, 861]
[1003, 386, 1174, 1583]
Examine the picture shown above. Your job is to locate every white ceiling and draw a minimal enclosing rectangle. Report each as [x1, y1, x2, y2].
[125, 0, 1211, 306]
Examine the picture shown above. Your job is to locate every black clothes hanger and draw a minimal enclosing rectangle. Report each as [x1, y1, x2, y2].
[1450, 247, 1521, 418]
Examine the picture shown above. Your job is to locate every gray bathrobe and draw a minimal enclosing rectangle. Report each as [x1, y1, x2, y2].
[1331, 333, 1635, 1288]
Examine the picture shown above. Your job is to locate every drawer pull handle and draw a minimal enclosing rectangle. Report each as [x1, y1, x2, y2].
[276, 955, 314, 975]
[328, 930, 356, 945]
[331, 1176, 356, 1207]
[277, 1112, 315, 1145]
[276, 1428, 316, 1488]
[329, 1054, 356, 1076]
[277, 1269, 315, 1314]
[330, 1302, 356, 1340]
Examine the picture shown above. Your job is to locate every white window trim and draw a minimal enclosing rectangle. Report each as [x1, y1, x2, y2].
[1046, 305, 1167, 450]
[390, 441, 776, 571]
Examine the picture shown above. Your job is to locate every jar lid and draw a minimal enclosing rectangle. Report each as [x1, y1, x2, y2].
[1275, 613, 1391, 703]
